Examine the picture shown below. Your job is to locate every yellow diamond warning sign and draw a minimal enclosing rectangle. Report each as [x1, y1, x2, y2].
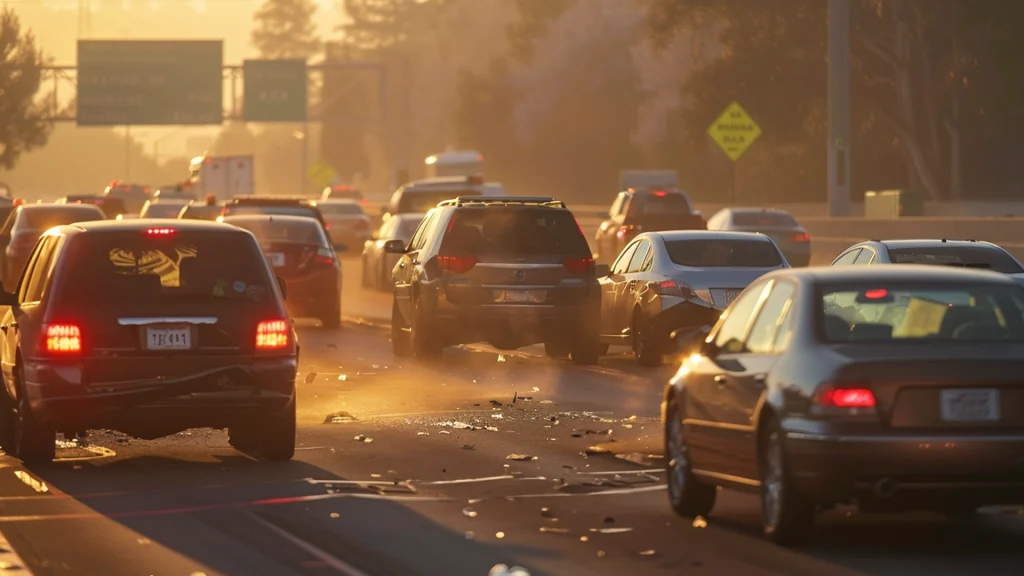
[707, 101, 762, 162]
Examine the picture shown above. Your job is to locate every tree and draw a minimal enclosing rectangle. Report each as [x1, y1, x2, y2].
[251, 0, 321, 60]
[0, 8, 51, 170]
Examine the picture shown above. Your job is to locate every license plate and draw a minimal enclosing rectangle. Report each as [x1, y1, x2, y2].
[267, 253, 285, 267]
[723, 289, 742, 306]
[146, 327, 191, 350]
[493, 289, 546, 303]
[940, 388, 999, 422]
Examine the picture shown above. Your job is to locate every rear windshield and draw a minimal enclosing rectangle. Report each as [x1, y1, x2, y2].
[19, 207, 105, 230]
[441, 207, 590, 257]
[228, 219, 328, 246]
[327, 189, 363, 200]
[225, 205, 320, 220]
[57, 232, 273, 306]
[142, 204, 187, 218]
[398, 189, 481, 214]
[732, 211, 798, 227]
[318, 203, 364, 216]
[631, 193, 692, 215]
[887, 246, 1023, 274]
[666, 239, 783, 267]
[822, 284, 1024, 342]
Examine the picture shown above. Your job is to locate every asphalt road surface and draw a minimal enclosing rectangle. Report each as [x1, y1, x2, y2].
[0, 256, 1021, 576]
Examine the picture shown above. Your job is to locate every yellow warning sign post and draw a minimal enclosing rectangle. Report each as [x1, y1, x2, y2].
[307, 161, 337, 190]
[707, 101, 762, 203]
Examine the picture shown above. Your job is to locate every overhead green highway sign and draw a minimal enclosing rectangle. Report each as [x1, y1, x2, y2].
[243, 59, 307, 122]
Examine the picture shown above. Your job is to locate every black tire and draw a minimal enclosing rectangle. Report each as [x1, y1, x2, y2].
[759, 418, 814, 545]
[569, 331, 601, 365]
[544, 340, 570, 359]
[391, 299, 414, 357]
[633, 311, 663, 367]
[260, 399, 296, 462]
[13, 364, 55, 463]
[228, 425, 259, 452]
[411, 300, 444, 360]
[665, 396, 717, 517]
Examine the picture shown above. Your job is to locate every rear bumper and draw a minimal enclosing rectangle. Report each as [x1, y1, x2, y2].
[785, 431, 1024, 505]
[650, 300, 723, 334]
[23, 356, 297, 430]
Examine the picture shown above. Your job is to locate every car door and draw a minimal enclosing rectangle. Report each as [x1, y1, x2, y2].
[719, 279, 796, 480]
[394, 210, 438, 321]
[683, 279, 770, 477]
[600, 241, 638, 336]
[1, 236, 57, 396]
[618, 239, 654, 331]
[597, 193, 626, 258]
[853, 247, 876, 265]
[0, 209, 18, 290]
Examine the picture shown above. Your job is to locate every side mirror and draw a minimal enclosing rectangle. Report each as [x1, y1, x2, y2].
[594, 263, 610, 277]
[0, 290, 15, 306]
[670, 325, 713, 354]
[334, 243, 349, 253]
[276, 276, 288, 300]
[383, 239, 405, 254]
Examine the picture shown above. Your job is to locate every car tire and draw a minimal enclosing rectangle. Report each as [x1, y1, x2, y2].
[544, 340, 570, 359]
[391, 299, 414, 357]
[260, 399, 296, 462]
[569, 331, 601, 365]
[633, 311, 663, 367]
[412, 300, 444, 360]
[228, 425, 259, 452]
[760, 417, 814, 545]
[13, 364, 55, 463]
[665, 397, 716, 517]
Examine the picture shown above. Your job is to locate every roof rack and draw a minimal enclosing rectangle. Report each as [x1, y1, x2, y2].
[437, 196, 565, 208]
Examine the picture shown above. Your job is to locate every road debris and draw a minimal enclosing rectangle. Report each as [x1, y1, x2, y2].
[323, 412, 358, 424]
[692, 516, 708, 528]
[590, 527, 633, 534]
[539, 527, 569, 534]
[353, 435, 373, 443]
[462, 507, 478, 518]
[304, 372, 317, 383]
[507, 454, 538, 461]
[638, 550, 656, 556]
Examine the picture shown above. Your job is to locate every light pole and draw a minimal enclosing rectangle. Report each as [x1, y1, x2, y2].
[827, 0, 851, 216]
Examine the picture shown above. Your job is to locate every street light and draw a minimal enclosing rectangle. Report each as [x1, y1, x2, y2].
[827, 0, 851, 216]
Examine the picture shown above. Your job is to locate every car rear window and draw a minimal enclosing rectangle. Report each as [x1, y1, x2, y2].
[225, 205, 320, 220]
[319, 203, 364, 216]
[398, 189, 481, 213]
[398, 219, 421, 238]
[327, 188, 363, 201]
[732, 212, 798, 227]
[441, 207, 590, 257]
[228, 219, 328, 246]
[821, 284, 1024, 342]
[887, 246, 1023, 274]
[56, 231, 274, 306]
[632, 193, 692, 215]
[19, 207, 105, 230]
[666, 239, 783, 267]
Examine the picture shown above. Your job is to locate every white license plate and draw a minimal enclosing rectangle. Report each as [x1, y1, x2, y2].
[146, 327, 191, 350]
[723, 290, 742, 305]
[267, 252, 285, 267]
[493, 289, 545, 303]
[940, 388, 999, 422]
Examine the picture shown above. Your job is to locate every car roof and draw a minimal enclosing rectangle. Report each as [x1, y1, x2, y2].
[221, 214, 320, 227]
[645, 230, 771, 242]
[64, 219, 242, 234]
[231, 195, 313, 205]
[762, 264, 1017, 285]
[876, 239, 999, 249]
[404, 177, 485, 189]
[25, 203, 103, 211]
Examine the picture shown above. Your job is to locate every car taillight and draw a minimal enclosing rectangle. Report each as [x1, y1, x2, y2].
[43, 323, 82, 355]
[814, 385, 876, 408]
[616, 225, 639, 240]
[314, 246, 335, 265]
[145, 227, 175, 237]
[562, 256, 594, 275]
[438, 255, 478, 274]
[360, 198, 369, 205]
[256, 319, 289, 350]
[220, 206, 227, 216]
[792, 232, 809, 242]
[654, 279, 696, 299]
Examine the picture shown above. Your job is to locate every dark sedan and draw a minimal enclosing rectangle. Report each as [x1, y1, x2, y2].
[663, 265, 1024, 545]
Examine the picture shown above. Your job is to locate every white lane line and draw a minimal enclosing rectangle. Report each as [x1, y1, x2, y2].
[504, 485, 665, 500]
[419, 475, 546, 486]
[248, 513, 372, 576]
[0, 528, 34, 574]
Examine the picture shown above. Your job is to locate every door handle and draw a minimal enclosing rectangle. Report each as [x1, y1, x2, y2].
[713, 375, 726, 384]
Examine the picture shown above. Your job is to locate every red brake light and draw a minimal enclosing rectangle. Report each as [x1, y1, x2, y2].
[815, 386, 876, 408]
[361, 198, 369, 205]
[655, 279, 696, 298]
[864, 289, 888, 299]
[616, 225, 637, 240]
[792, 232, 809, 242]
[43, 323, 82, 355]
[256, 319, 289, 350]
[562, 256, 594, 275]
[145, 228, 175, 236]
[438, 255, 478, 274]
[143, 187, 151, 194]
[651, 190, 668, 197]
[467, 175, 484, 185]
[314, 246, 335, 266]
[476, 154, 483, 161]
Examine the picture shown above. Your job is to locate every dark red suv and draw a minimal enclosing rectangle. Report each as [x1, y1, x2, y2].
[0, 220, 298, 462]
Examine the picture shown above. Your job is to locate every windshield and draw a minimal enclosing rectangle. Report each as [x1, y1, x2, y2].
[632, 192, 692, 215]
[57, 232, 273, 305]
[319, 203, 364, 216]
[887, 246, 1023, 274]
[665, 239, 783, 267]
[822, 284, 1024, 342]
[228, 219, 328, 246]
[441, 207, 590, 257]
[224, 205, 320, 220]
[19, 206, 105, 230]
[398, 189, 481, 213]
[732, 211, 798, 227]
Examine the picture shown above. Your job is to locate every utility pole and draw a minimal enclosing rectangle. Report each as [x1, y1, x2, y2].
[827, 0, 851, 216]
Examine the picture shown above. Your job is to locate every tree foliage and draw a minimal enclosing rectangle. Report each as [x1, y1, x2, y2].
[0, 8, 51, 170]
[251, 0, 321, 60]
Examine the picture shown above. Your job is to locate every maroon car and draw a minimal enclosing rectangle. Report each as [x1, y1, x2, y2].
[0, 204, 106, 291]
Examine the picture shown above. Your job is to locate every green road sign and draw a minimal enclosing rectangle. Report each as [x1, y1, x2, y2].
[76, 40, 223, 126]
[243, 60, 307, 122]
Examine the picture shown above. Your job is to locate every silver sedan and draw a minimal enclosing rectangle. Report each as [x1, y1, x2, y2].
[598, 230, 789, 365]
[361, 213, 425, 290]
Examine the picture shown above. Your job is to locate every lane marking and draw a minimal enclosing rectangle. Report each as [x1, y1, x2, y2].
[0, 527, 32, 574]
[503, 485, 665, 500]
[418, 475, 546, 486]
[248, 513, 372, 576]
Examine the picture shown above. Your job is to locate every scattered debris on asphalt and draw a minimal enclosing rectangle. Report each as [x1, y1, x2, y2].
[507, 454, 538, 461]
[323, 412, 358, 424]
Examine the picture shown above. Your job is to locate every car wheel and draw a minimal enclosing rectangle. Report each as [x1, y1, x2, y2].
[13, 363, 55, 463]
[665, 397, 716, 517]
[228, 425, 259, 452]
[544, 339, 570, 359]
[569, 331, 601, 365]
[391, 299, 414, 357]
[260, 399, 296, 462]
[633, 311, 663, 367]
[411, 300, 444, 360]
[760, 418, 814, 545]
